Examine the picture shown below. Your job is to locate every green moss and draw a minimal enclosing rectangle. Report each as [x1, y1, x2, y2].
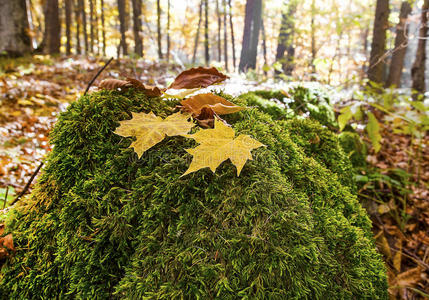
[0, 89, 387, 299]
[339, 131, 368, 170]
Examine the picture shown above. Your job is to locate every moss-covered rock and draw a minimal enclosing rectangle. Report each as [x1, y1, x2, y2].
[0, 90, 387, 299]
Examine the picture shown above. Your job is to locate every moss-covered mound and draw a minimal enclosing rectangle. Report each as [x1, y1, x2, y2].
[0, 90, 387, 299]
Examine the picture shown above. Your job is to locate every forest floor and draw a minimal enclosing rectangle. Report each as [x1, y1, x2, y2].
[0, 55, 428, 299]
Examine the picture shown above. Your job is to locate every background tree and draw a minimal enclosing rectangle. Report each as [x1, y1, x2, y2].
[166, 0, 171, 62]
[275, 0, 297, 76]
[89, 0, 95, 53]
[65, 0, 73, 54]
[117, 0, 128, 56]
[75, 0, 82, 54]
[239, 0, 262, 72]
[0, 0, 32, 56]
[367, 0, 390, 84]
[100, 0, 106, 56]
[228, 0, 236, 70]
[43, 0, 61, 54]
[411, 0, 429, 97]
[157, 0, 163, 59]
[78, 0, 89, 53]
[223, 0, 228, 70]
[132, 0, 143, 56]
[192, 0, 203, 64]
[204, 0, 210, 65]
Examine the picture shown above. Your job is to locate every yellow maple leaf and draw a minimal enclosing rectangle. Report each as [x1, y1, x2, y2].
[114, 111, 194, 158]
[182, 119, 265, 176]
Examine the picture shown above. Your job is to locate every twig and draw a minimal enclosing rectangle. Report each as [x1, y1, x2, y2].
[3, 186, 9, 209]
[84, 57, 114, 95]
[11, 161, 44, 205]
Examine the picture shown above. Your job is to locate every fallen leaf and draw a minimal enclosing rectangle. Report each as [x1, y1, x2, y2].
[169, 67, 228, 89]
[125, 78, 163, 97]
[393, 266, 422, 287]
[393, 239, 402, 272]
[0, 232, 15, 260]
[98, 79, 131, 90]
[114, 111, 194, 158]
[181, 93, 245, 116]
[182, 118, 265, 176]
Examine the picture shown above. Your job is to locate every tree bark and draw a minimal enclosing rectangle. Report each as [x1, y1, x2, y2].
[239, 0, 262, 72]
[132, 0, 143, 56]
[89, 0, 94, 53]
[228, 0, 236, 70]
[411, 0, 429, 97]
[310, 0, 316, 73]
[65, 0, 73, 54]
[43, 0, 61, 54]
[101, 0, 106, 56]
[157, 0, 163, 59]
[75, 0, 81, 54]
[386, 1, 412, 87]
[216, 0, 222, 61]
[117, 0, 128, 56]
[0, 0, 32, 56]
[78, 0, 88, 53]
[261, 19, 267, 73]
[166, 0, 170, 62]
[223, 0, 228, 70]
[275, 0, 297, 76]
[192, 0, 203, 64]
[367, 0, 390, 84]
[204, 0, 210, 65]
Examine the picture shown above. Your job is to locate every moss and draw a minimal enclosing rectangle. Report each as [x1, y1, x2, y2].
[339, 131, 368, 170]
[0, 89, 387, 299]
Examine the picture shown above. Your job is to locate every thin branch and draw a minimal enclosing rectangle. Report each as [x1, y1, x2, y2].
[3, 186, 9, 209]
[11, 161, 44, 206]
[84, 57, 114, 95]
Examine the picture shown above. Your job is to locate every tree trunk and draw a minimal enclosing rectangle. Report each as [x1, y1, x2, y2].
[261, 19, 267, 74]
[95, 0, 99, 55]
[65, 0, 72, 54]
[275, 0, 297, 76]
[192, 0, 203, 64]
[75, 0, 81, 54]
[386, 1, 412, 87]
[216, 0, 222, 61]
[367, 0, 390, 84]
[239, 0, 262, 72]
[157, 0, 163, 59]
[166, 0, 170, 62]
[117, 0, 128, 56]
[0, 0, 32, 56]
[132, 0, 143, 56]
[89, 0, 94, 53]
[228, 0, 236, 70]
[223, 0, 228, 71]
[101, 0, 106, 56]
[411, 0, 429, 97]
[310, 0, 316, 73]
[79, 0, 88, 53]
[204, 0, 210, 65]
[43, 0, 61, 54]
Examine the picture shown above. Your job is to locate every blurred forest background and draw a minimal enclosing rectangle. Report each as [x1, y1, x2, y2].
[0, 0, 429, 299]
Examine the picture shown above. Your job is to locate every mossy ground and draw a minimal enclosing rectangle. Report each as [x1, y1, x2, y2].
[0, 89, 387, 299]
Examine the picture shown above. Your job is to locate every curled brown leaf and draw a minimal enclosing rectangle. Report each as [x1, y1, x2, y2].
[181, 93, 244, 116]
[169, 67, 228, 89]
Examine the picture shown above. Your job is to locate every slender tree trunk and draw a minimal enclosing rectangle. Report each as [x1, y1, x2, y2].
[79, 0, 88, 53]
[216, 0, 222, 61]
[386, 1, 412, 87]
[167, 0, 170, 62]
[411, 0, 429, 97]
[101, 0, 106, 56]
[367, 0, 390, 84]
[117, 0, 128, 56]
[204, 0, 210, 65]
[192, 0, 203, 64]
[0, 0, 32, 56]
[261, 19, 267, 74]
[95, 0, 99, 55]
[275, 0, 297, 76]
[65, 0, 72, 54]
[228, 0, 236, 70]
[157, 0, 163, 59]
[89, 0, 94, 53]
[310, 0, 316, 73]
[43, 0, 61, 54]
[223, 0, 228, 71]
[132, 0, 143, 56]
[239, 0, 262, 72]
[75, 0, 81, 54]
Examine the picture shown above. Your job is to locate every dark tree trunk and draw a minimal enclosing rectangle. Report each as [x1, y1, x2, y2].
[411, 0, 429, 97]
[157, 0, 163, 59]
[192, 0, 203, 64]
[65, 0, 73, 54]
[204, 0, 210, 65]
[43, 0, 61, 54]
[166, 0, 170, 62]
[261, 19, 267, 74]
[132, 0, 143, 56]
[89, 0, 94, 53]
[117, 0, 128, 56]
[216, 0, 222, 61]
[95, 0, 99, 55]
[386, 1, 412, 87]
[367, 0, 390, 84]
[228, 0, 236, 70]
[75, 0, 81, 54]
[239, 0, 262, 72]
[101, 0, 106, 56]
[223, 0, 228, 70]
[79, 0, 88, 53]
[0, 0, 32, 56]
[275, 0, 297, 76]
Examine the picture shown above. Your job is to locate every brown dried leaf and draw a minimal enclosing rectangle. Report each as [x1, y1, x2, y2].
[169, 67, 228, 89]
[181, 93, 244, 116]
[393, 240, 402, 272]
[98, 79, 131, 90]
[125, 78, 163, 97]
[0, 233, 15, 259]
[394, 266, 422, 287]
